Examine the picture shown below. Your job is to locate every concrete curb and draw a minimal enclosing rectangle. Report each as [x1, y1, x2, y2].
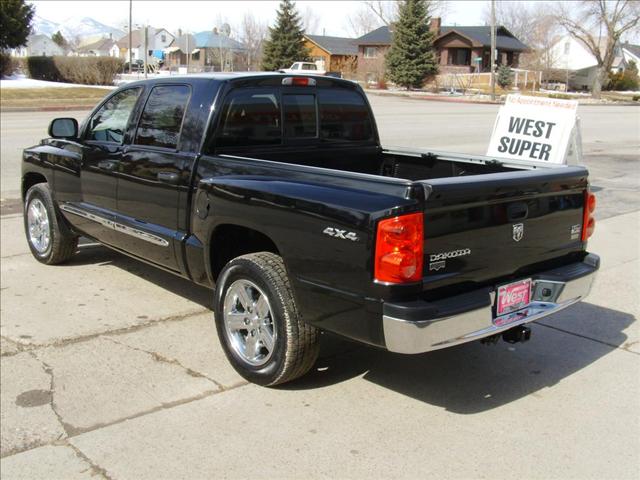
[1, 105, 94, 113]
[364, 90, 640, 106]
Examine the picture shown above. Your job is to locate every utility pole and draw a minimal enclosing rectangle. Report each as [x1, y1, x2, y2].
[128, 0, 132, 74]
[490, 0, 496, 101]
[186, 33, 190, 73]
[143, 25, 148, 79]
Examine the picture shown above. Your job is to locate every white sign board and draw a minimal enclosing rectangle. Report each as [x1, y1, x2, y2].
[487, 95, 579, 165]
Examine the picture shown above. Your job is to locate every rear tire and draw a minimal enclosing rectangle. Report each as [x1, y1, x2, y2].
[23, 183, 78, 265]
[214, 252, 320, 386]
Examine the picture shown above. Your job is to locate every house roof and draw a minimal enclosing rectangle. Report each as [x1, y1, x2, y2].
[193, 31, 245, 51]
[438, 26, 528, 51]
[305, 34, 358, 55]
[117, 30, 143, 49]
[355, 25, 528, 51]
[622, 43, 640, 60]
[77, 37, 117, 53]
[355, 26, 392, 46]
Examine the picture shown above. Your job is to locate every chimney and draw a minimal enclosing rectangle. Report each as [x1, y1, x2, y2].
[178, 28, 182, 37]
[429, 17, 441, 36]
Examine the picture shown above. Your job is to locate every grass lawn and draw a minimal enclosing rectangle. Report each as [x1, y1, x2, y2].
[0, 87, 111, 108]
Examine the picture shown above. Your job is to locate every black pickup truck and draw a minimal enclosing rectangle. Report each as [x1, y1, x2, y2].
[22, 73, 599, 385]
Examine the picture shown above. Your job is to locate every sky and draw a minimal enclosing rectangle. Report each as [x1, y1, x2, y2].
[29, 0, 489, 37]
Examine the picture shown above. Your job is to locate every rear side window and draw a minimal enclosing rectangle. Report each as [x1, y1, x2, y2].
[318, 89, 373, 142]
[87, 88, 141, 143]
[134, 85, 190, 149]
[283, 94, 316, 138]
[216, 90, 281, 147]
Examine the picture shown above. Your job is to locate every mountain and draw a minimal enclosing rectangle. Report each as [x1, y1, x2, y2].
[58, 17, 125, 43]
[31, 15, 125, 43]
[31, 15, 61, 37]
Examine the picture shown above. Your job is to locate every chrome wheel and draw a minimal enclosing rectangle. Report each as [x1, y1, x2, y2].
[27, 198, 51, 254]
[223, 279, 276, 367]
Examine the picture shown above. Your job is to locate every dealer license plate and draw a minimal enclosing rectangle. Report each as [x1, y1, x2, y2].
[496, 278, 532, 317]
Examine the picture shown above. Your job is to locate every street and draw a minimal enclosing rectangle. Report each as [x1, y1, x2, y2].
[1, 96, 639, 479]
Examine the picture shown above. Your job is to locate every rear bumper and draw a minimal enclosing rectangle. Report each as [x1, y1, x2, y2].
[382, 253, 599, 354]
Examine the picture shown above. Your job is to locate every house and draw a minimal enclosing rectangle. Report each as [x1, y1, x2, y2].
[354, 19, 529, 83]
[548, 35, 628, 90]
[621, 43, 640, 66]
[303, 34, 358, 76]
[116, 27, 175, 64]
[163, 33, 197, 70]
[164, 30, 245, 72]
[76, 37, 118, 57]
[11, 34, 65, 57]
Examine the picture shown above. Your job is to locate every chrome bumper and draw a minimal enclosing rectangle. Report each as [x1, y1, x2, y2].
[383, 254, 599, 354]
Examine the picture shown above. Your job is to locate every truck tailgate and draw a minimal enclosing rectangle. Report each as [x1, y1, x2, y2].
[418, 166, 589, 292]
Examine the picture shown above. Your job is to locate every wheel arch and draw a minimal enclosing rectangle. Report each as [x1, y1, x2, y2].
[22, 172, 49, 201]
[208, 223, 281, 283]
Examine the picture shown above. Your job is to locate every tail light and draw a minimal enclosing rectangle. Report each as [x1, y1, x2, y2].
[374, 212, 424, 283]
[582, 190, 596, 241]
[282, 77, 316, 86]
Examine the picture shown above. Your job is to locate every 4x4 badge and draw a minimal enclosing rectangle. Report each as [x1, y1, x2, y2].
[512, 223, 524, 242]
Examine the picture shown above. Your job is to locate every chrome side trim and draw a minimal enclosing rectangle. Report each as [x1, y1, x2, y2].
[383, 266, 597, 354]
[60, 204, 169, 247]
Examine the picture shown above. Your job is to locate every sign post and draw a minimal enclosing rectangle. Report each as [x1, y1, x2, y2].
[486, 94, 580, 166]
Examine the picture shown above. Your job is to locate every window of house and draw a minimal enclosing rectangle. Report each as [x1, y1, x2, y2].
[364, 47, 378, 58]
[318, 89, 373, 142]
[215, 90, 282, 148]
[366, 72, 376, 84]
[564, 42, 570, 55]
[161, 34, 166, 42]
[134, 85, 191, 149]
[283, 94, 316, 138]
[448, 48, 471, 65]
[87, 88, 141, 143]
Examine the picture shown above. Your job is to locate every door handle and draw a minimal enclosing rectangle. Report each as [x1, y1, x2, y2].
[98, 160, 119, 171]
[157, 171, 180, 184]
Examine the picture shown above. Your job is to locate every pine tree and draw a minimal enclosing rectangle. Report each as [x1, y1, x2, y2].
[261, 0, 310, 71]
[52, 31, 67, 48]
[0, 0, 35, 50]
[385, 0, 438, 89]
[497, 64, 513, 88]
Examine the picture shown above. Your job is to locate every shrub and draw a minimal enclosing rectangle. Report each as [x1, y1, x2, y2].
[633, 95, 640, 102]
[0, 51, 17, 78]
[26, 56, 123, 85]
[548, 93, 572, 100]
[606, 61, 639, 91]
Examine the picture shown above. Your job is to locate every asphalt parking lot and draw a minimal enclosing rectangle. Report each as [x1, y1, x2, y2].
[1, 96, 639, 479]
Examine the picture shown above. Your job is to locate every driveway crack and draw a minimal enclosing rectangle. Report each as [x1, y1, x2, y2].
[102, 335, 228, 391]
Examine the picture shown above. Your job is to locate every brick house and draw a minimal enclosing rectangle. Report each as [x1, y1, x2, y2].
[303, 35, 358, 77]
[355, 19, 529, 82]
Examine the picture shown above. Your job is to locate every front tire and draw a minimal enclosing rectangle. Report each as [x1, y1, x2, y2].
[214, 252, 320, 386]
[23, 183, 78, 264]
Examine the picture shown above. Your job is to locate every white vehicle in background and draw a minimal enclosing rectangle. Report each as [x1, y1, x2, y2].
[279, 61, 326, 75]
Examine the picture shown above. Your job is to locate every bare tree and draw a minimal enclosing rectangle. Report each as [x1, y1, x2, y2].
[556, 0, 640, 97]
[239, 12, 268, 71]
[301, 6, 321, 35]
[483, 1, 537, 47]
[345, 5, 381, 37]
[346, 0, 446, 38]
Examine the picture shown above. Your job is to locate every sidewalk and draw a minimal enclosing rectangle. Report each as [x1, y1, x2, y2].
[1, 210, 638, 479]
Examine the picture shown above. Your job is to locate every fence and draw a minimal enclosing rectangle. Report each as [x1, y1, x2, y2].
[436, 69, 544, 92]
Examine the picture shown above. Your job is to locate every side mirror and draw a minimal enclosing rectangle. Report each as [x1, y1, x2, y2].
[48, 118, 78, 139]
